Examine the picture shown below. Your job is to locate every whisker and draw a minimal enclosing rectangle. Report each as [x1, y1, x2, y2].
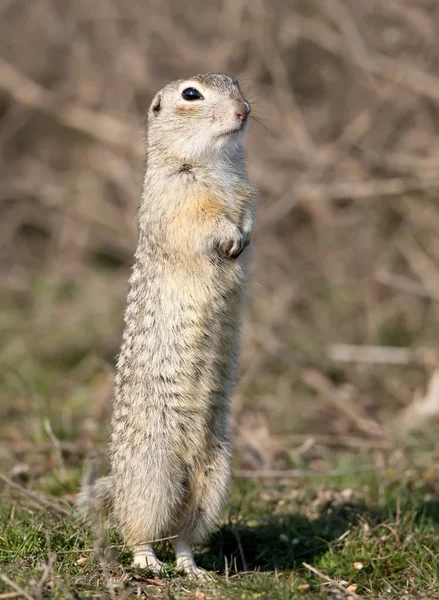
[250, 114, 270, 133]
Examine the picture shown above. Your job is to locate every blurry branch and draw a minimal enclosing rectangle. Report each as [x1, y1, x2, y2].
[0, 472, 70, 516]
[7, 440, 96, 455]
[44, 418, 67, 483]
[375, 55, 439, 104]
[376, 270, 439, 302]
[35, 551, 56, 600]
[302, 369, 386, 438]
[234, 464, 381, 479]
[278, 432, 393, 450]
[264, 176, 439, 226]
[257, 39, 316, 160]
[295, 176, 439, 202]
[0, 57, 140, 155]
[0, 575, 34, 600]
[325, 0, 377, 81]
[291, 14, 439, 105]
[396, 368, 439, 432]
[329, 344, 416, 365]
[396, 233, 439, 301]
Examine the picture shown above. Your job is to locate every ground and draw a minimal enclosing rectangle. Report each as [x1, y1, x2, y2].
[1, 268, 439, 599]
[1, 283, 439, 599]
[2, 440, 439, 599]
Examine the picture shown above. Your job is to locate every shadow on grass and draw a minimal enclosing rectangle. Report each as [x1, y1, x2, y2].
[200, 496, 439, 574]
[415, 500, 439, 524]
[200, 502, 367, 573]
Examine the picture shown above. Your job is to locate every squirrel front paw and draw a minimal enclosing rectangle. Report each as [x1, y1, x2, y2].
[216, 226, 250, 260]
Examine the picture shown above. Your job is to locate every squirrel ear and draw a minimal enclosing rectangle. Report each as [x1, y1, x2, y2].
[151, 93, 162, 115]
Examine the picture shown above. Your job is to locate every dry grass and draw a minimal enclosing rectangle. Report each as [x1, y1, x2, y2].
[2, 0, 439, 468]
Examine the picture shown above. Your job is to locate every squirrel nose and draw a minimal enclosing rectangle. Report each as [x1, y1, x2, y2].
[236, 101, 250, 122]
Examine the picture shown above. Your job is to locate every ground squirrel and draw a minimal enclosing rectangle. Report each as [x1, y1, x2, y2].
[77, 73, 257, 578]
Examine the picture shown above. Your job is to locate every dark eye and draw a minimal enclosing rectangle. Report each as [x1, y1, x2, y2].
[181, 87, 203, 101]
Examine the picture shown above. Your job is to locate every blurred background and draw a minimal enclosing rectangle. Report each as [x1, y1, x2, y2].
[2, 0, 439, 480]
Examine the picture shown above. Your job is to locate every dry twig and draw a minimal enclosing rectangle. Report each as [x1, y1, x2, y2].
[302, 369, 386, 438]
[0, 57, 140, 155]
[397, 368, 439, 432]
[328, 344, 416, 365]
[0, 472, 70, 517]
[234, 465, 381, 479]
[0, 575, 35, 600]
[302, 562, 361, 599]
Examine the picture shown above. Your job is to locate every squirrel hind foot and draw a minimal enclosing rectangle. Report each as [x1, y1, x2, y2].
[132, 544, 164, 574]
[172, 537, 213, 580]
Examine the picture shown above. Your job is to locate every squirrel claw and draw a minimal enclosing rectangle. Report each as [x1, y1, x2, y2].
[181, 565, 213, 580]
[217, 229, 250, 260]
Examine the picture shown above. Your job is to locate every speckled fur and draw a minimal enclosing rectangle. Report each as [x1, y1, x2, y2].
[77, 73, 257, 574]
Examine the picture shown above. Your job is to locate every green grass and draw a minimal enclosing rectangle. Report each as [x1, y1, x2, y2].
[2, 283, 439, 598]
[2, 458, 439, 599]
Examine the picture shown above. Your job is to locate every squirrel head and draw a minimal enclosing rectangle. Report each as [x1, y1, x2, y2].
[147, 73, 250, 162]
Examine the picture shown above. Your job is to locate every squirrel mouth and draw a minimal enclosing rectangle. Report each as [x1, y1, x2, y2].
[220, 125, 244, 137]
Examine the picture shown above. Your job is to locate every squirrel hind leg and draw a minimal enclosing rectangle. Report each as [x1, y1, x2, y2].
[170, 449, 231, 579]
[132, 544, 164, 573]
[186, 447, 232, 544]
[172, 537, 212, 580]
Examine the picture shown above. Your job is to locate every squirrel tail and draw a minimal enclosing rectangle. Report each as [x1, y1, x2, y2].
[75, 459, 114, 521]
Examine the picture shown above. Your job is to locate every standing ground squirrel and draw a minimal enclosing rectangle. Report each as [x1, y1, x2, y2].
[77, 73, 257, 578]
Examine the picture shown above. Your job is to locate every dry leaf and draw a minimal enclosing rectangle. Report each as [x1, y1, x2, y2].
[297, 583, 310, 592]
[76, 556, 88, 566]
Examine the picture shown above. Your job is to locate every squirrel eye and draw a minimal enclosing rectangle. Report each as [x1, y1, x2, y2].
[181, 87, 203, 101]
